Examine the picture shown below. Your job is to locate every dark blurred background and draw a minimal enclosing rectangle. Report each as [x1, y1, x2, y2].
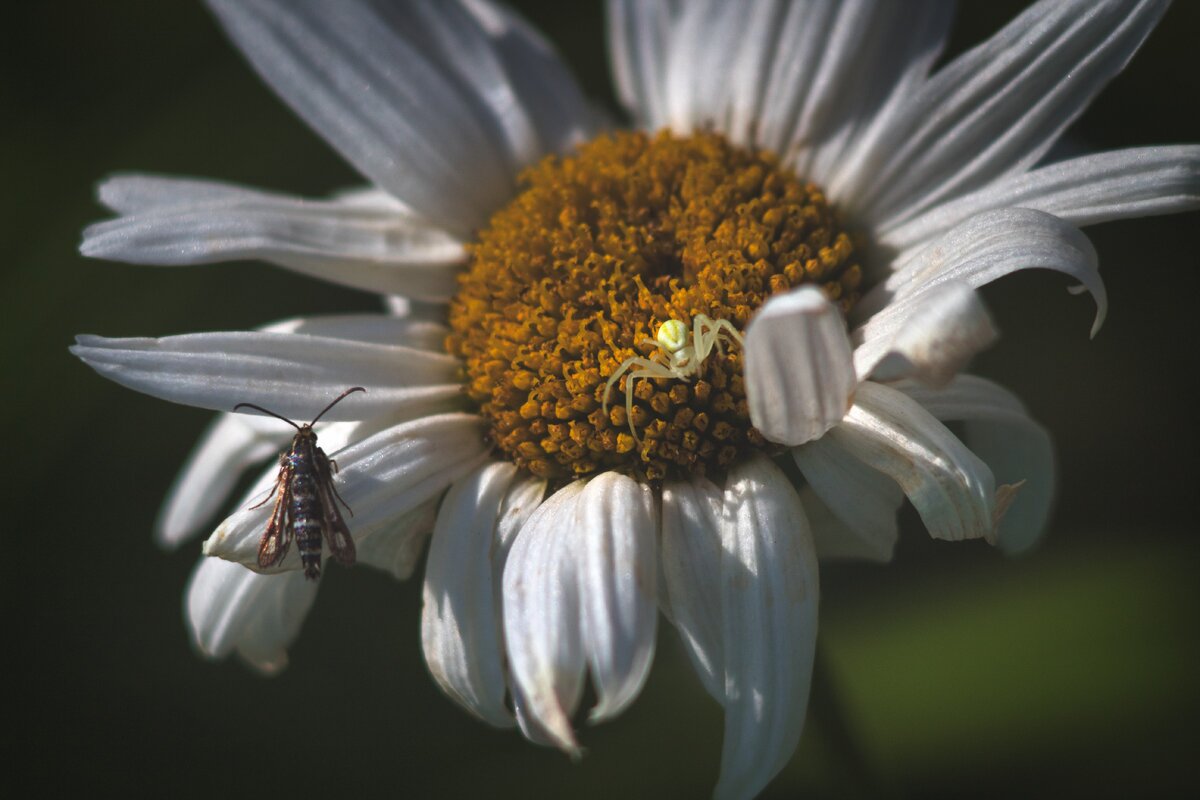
[5, 2, 1198, 797]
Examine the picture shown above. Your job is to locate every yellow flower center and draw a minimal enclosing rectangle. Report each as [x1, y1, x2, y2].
[447, 130, 861, 482]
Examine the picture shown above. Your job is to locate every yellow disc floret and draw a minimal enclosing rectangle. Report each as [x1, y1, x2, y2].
[447, 130, 861, 482]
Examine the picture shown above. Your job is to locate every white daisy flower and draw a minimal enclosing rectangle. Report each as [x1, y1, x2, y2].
[71, 1, 1199, 797]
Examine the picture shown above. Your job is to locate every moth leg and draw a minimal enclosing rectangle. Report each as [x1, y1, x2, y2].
[257, 471, 293, 569]
[328, 479, 354, 516]
[316, 447, 353, 515]
[247, 480, 278, 510]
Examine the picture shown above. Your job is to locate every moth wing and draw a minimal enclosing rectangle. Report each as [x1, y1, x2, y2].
[257, 460, 294, 569]
[314, 447, 356, 566]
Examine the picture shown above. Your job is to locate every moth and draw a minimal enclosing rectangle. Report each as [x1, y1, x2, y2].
[234, 387, 365, 580]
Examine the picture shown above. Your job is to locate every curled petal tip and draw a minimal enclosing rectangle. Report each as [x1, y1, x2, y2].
[992, 481, 1027, 544]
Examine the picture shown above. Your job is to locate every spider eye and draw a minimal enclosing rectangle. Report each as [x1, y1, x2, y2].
[656, 319, 689, 353]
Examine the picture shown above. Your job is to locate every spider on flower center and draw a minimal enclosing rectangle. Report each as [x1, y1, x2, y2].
[603, 315, 744, 444]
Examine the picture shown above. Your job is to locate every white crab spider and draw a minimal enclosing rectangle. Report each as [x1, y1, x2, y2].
[603, 314, 744, 444]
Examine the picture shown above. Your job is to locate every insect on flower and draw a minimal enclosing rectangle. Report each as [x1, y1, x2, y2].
[603, 314, 743, 443]
[233, 387, 365, 580]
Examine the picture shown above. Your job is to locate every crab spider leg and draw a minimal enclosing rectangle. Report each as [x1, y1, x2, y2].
[604, 356, 650, 413]
[696, 315, 724, 363]
[692, 315, 708, 365]
[695, 315, 717, 364]
[603, 315, 747, 447]
[715, 318, 744, 344]
[623, 364, 671, 443]
[702, 316, 743, 360]
[604, 356, 671, 415]
[625, 368, 639, 442]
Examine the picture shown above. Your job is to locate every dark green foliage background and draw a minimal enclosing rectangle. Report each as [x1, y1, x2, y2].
[5, 2, 1198, 797]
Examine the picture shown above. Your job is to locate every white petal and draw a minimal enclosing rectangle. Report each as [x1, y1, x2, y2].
[185, 556, 317, 675]
[83, 177, 466, 300]
[205, 0, 517, 236]
[661, 476, 725, 700]
[155, 413, 288, 549]
[386, 0, 542, 168]
[260, 312, 450, 352]
[98, 174, 270, 213]
[71, 330, 461, 420]
[421, 461, 518, 728]
[716, 0, 792, 147]
[744, 286, 856, 446]
[354, 498, 440, 581]
[502, 480, 588, 753]
[493, 473, 548, 567]
[881, 145, 1200, 251]
[576, 472, 658, 722]
[827, 382, 998, 543]
[714, 456, 819, 800]
[328, 185, 412, 212]
[659, 0, 942, 162]
[662, 0, 750, 135]
[898, 375, 1055, 555]
[385, 295, 414, 317]
[510, 680, 565, 750]
[737, 0, 838, 152]
[204, 413, 489, 570]
[606, 0, 679, 129]
[461, 0, 596, 154]
[490, 473, 548, 727]
[792, 438, 902, 563]
[859, 208, 1106, 337]
[798, 485, 895, 564]
[758, 1, 953, 186]
[379, 295, 450, 325]
[852, 281, 997, 385]
[839, 0, 1170, 227]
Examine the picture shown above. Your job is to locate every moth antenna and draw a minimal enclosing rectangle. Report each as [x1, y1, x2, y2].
[311, 386, 367, 425]
[232, 402, 301, 430]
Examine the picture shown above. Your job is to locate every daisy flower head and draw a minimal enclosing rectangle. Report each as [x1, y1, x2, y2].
[71, 1, 1200, 798]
